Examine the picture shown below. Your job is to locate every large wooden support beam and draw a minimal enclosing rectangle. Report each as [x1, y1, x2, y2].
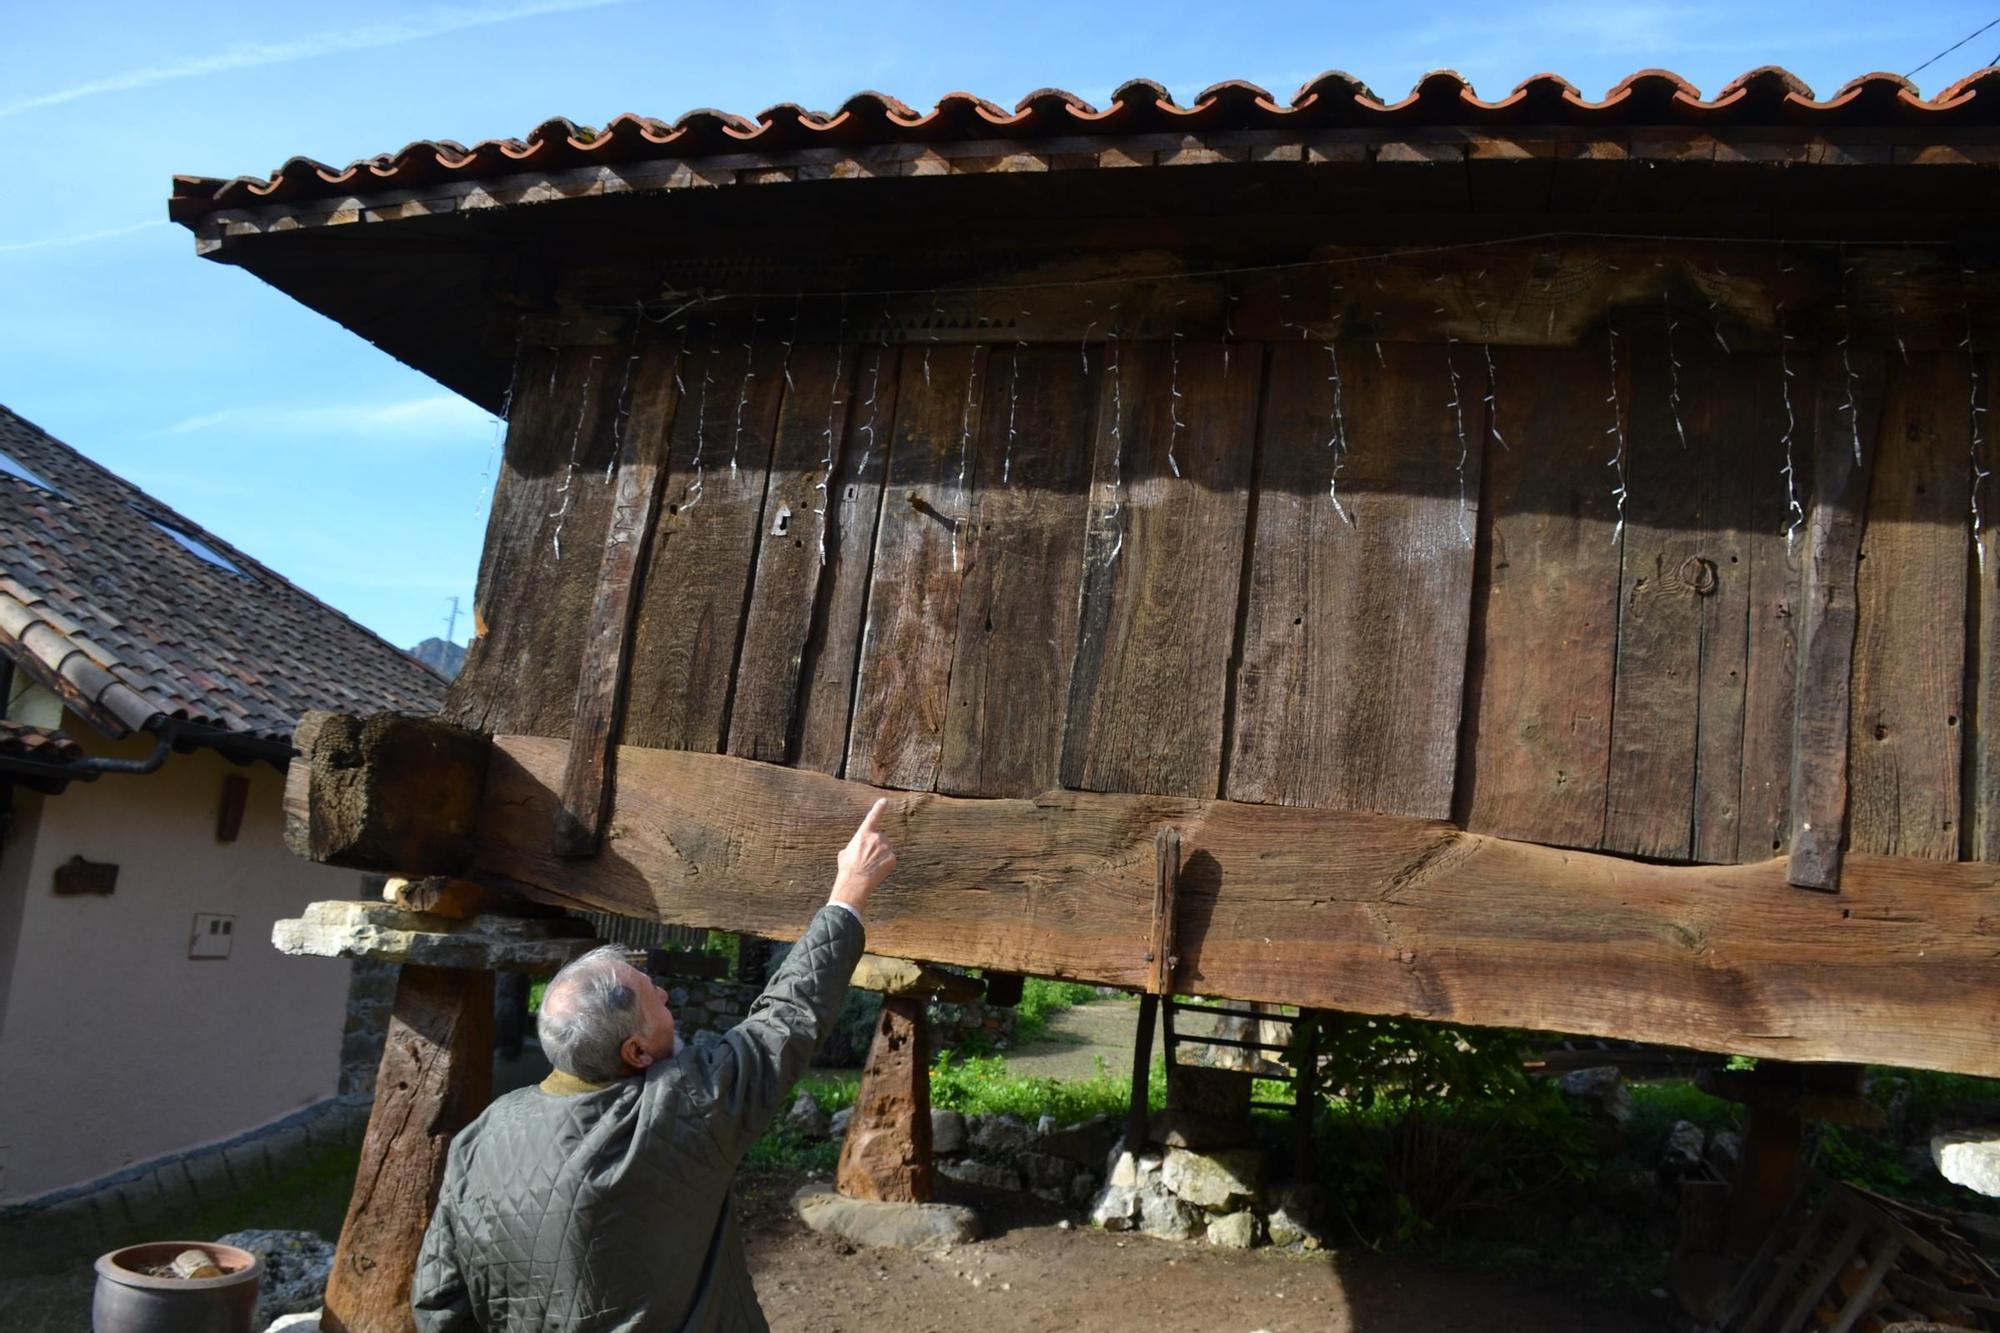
[286, 718, 2000, 1077]
[323, 964, 493, 1333]
[286, 711, 490, 874]
[836, 995, 933, 1203]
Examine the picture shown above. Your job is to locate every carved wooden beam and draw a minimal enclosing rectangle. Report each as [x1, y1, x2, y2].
[285, 716, 2000, 1077]
[285, 711, 490, 874]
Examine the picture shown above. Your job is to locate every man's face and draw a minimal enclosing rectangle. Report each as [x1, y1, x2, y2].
[614, 961, 676, 1070]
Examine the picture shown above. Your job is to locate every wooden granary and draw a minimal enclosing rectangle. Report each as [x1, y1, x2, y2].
[173, 65, 2000, 1074]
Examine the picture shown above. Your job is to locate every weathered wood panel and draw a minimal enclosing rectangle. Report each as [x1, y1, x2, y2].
[1736, 354, 1812, 862]
[1062, 340, 1261, 798]
[795, 345, 902, 776]
[471, 735, 2000, 1077]
[727, 342, 856, 763]
[1788, 350, 1890, 888]
[937, 346, 1096, 797]
[553, 343, 682, 854]
[845, 344, 987, 790]
[1848, 351, 1971, 858]
[1457, 346, 1622, 848]
[621, 332, 789, 751]
[1227, 339, 1479, 817]
[1971, 349, 2000, 862]
[447, 346, 622, 736]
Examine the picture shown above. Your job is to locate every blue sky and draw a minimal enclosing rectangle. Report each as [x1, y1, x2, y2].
[3, 0, 1993, 650]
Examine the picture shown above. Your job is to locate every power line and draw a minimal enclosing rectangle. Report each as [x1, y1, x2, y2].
[1906, 14, 2000, 80]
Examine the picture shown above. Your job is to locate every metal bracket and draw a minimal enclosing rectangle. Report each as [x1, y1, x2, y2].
[1145, 826, 1181, 995]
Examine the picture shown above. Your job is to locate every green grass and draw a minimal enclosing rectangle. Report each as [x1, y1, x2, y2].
[1008, 978, 1104, 1046]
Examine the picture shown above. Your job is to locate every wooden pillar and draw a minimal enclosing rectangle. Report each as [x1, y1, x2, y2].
[323, 965, 494, 1333]
[836, 995, 934, 1202]
[1126, 993, 1160, 1150]
[1726, 1106, 1805, 1257]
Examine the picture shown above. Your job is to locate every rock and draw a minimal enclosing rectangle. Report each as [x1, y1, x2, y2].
[792, 1184, 982, 1251]
[1663, 1120, 1707, 1173]
[215, 1229, 334, 1331]
[1039, 1113, 1121, 1166]
[1069, 1170, 1100, 1207]
[1160, 1147, 1265, 1212]
[1018, 1151, 1075, 1194]
[266, 1315, 322, 1333]
[1933, 1129, 2000, 1197]
[829, 1107, 853, 1141]
[1263, 1183, 1324, 1250]
[1596, 1164, 1667, 1219]
[1090, 1182, 1139, 1231]
[270, 900, 593, 971]
[1207, 1211, 1261, 1249]
[1147, 1109, 1255, 1150]
[931, 1109, 969, 1156]
[937, 1158, 1023, 1192]
[835, 995, 933, 1203]
[1037, 1115, 1057, 1136]
[1137, 1190, 1204, 1242]
[1706, 1130, 1743, 1178]
[970, 1113, 1037, 1158]
[785, 1091, 830, 1139]
[1556, 1066, 1633, 1151]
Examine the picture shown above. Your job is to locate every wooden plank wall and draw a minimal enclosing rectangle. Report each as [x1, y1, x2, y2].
[449, 309, 1982, 871]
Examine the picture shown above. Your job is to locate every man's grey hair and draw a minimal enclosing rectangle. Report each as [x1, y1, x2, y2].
[538, 945, 644, 1084]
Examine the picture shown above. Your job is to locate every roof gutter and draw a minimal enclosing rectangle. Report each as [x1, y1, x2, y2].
[0, 717, 294, 789]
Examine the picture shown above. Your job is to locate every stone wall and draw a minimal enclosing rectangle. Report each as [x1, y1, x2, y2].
[666, 975, 1015, 1058]
[339, 957, 399, 1096]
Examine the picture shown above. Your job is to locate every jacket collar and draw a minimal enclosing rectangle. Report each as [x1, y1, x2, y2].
[539, 1069, 618, 1096]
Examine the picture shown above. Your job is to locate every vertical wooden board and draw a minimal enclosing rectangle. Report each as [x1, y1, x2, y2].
[1736, 356, 1814, 862]
[446, 344, 622, 738]
[622, 332, 789, 751]
[1971, 349, 2000, 862]
[937, 346, 1096, 797]
[1604, 327, 1705, 861]
[1457, 346, 1621, 849]
[1685, 349, 1763, 865]
[794, 345, 902, 777]
[1226, 340, 1479, 818]
[1788, 348, 1888, 889]
[726, 342, 857, 763]
[1061, 340, 1260, 799]
[1848, 351, 1971, 859]
[844, 344, 987, 790]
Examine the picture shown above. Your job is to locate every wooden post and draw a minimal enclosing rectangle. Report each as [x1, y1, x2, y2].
[1291, 1010, 1319, 1179]
[1126, 993, 1159, 1151]
[835, 995, 933, 1202]
[323, 965, 494, 1333]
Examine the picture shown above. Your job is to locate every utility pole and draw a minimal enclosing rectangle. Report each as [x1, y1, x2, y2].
[443, 595, 462, 645]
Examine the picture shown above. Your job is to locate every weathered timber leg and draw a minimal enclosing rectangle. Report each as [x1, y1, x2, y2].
[286, 711, 492, 875]
[1127, 992, 1159, 1151]
[1725, 1106, 1804, 1258]
[836, 995, 933, 1203]
[323, 965, 494, 1333]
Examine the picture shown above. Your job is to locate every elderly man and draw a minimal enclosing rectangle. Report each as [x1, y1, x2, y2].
[412, 799, 897, 1331]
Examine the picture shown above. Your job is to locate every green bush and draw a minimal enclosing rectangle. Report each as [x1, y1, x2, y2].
[1010, 978, 1103, 1045]
[930, 1051, 1161, 1124]
[1301, 1017, 1592, 1247]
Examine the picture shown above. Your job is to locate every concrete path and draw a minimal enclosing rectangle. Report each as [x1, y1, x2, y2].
[1001, 1000, 1141, 1083]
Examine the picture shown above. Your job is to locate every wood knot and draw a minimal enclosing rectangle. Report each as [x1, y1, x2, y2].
[1678, 555, 1719, 595]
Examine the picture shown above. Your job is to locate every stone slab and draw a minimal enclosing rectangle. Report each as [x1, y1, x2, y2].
[792, 1185, 982, 1251]
[272, 900, 597, 972]
[850, 955, 985, 1002]
[1932, 1129, 2000, 1197]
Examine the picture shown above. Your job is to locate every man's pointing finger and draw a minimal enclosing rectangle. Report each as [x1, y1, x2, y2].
[856, 796, 889, 839]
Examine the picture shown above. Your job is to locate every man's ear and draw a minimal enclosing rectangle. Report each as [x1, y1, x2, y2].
[622, 1036, 653, 1069]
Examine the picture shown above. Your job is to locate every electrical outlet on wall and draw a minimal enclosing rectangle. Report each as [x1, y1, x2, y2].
[189, 913, 235, 960]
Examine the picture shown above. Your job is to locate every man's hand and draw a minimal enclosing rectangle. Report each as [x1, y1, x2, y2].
[830, 798, 897, 918]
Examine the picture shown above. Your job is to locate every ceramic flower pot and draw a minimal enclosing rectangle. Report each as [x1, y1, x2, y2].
[92, 1241, 262, 1333]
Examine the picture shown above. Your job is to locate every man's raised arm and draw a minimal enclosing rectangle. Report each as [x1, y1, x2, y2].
[694, 798, 897, 1161]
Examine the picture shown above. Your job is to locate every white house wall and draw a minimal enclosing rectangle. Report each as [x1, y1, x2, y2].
[0, 723, 363, 1203]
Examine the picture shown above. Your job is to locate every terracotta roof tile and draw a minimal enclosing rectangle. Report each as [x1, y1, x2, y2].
[0, 404, 444, 744]
[0, 718, 83, 764]
[168, 66, 2000, 221]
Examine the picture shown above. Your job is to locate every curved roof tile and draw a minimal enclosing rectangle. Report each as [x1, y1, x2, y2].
[171, 66, 2000, 221]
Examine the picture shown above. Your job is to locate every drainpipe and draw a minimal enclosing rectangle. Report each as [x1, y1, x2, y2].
[0, 718, 291, 786]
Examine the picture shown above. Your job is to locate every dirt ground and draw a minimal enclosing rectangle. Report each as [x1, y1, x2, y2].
[739, 1170, 1680, 1333]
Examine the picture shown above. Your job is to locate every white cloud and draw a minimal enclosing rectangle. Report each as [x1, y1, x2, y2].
[0, 220, 166, 257]
[0, 0, 630, 119]
[162, 395, 496, 439]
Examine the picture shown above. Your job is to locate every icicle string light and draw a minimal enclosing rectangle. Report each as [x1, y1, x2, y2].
[813, 307, 848, 567]
[923, 291, 943, 385]
[548, 357, 599, 559]
[1837, 259, 1863, 466]
[477, 338, 524, 514]
[1664, 289, 1688, 450]
[1324, 337, 1352, 525]
[1222, 284, 1237, 379]
[728, 301, 763, 477]
[682, 325, 719, 513]
[1481, 343, 1508, 452]
[1604, 327, 1629, 545]
[1168, 302, 1187, 479]
[782, 294, 802, 392]
[1003, 309, 1029, 486]
[1445, 337, 1472, 545]
[604, 313, 643, 482]
[854, 304, 888, 480]
[1776, 301, 1803, 547]
[1104, 306, 1126, 567]
[1966, 276, 1990, 571]
[949, 350, 980, 572]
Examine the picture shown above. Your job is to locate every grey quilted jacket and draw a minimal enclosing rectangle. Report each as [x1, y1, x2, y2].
[412, 904, 864, 1331]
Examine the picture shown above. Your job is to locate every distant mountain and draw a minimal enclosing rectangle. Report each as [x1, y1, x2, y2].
[407, 637, 466, 680]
